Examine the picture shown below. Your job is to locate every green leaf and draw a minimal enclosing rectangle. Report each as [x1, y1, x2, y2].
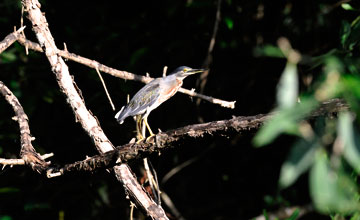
[253, 45, 285, 58]
[263, 209, 269, 220]
[253, 98, 318, 147]
[98, 185, 110, 205]
[351, 16, 360, 28]
[338, 112, 360, 174]
[310, 151, 360, 214]
[286, 208, 300, 220]
[277, 62, 298, 108]
[340, 21, 351, 49]
[341, 75, 360, 99]
[279, 138, 318, 188]
[314, 56, 343, 101]
[0, 187, 19, 193]
[224, 17, 234, 30]
[343, 16, 360, 51]
[0, 51, 17, 63]
[341, 3, 355, 11]
[24, 203, 50, 211]
[341, 75, 360, 114]
[309, 49, 338, 70]
[324, 56, 344, 75]
[0, 216, 12, 220]
[350, 212, 360, 220]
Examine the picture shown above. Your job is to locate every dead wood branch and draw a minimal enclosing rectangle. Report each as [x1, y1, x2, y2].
[196, 0, 222, 101]
[0, 26, 26, 54]
[0, 81, 49, 172]
[22, 0, 168, 219]
[16, 35, 235, 109]
[49, 114, 270, 175]
[49, 98, 348, 175]
[0, 153, 53, 167]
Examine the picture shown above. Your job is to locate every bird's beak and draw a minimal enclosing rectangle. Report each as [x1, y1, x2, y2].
[185, 68, 206, 75]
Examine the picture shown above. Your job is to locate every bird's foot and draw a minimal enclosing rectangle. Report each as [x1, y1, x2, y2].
[136, 133, 145, 144]
[145, 134, 156, 143]
[136, 138, 145, 144]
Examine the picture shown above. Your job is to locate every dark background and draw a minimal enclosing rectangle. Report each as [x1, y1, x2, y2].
[0, 0, 358, 219]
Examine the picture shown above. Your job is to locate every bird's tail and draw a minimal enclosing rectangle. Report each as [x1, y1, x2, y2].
[115, 106, 125, 124]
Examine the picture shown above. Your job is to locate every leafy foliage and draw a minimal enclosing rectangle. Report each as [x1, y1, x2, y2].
[1, 0, 360, 219]
[255, 4, 360, 218]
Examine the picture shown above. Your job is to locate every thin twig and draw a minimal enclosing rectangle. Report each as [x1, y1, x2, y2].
[95, 67, 115, 111]
[162, 66, 168, 77]
[130, 201, 135, 220]
[0, 26, 26, 54]
[20, 6, 28, 55]
[161, 191, 186, 220]
[196, 0, 222, 103]
[0, 153, 54, 167]
[16, 36, 235, 109]
[179, 87, 235, 109]
[143, 158, 160, 204]
[161, 154, 200, 185]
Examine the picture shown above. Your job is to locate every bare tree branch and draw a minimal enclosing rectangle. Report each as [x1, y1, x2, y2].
[22, 0, 168, 219]
[48, 114, 269, 175]
[47, 98, 348, 175]
[0, 26, 26, 53]
[0, 81, 49, 172]
[179, 87, 235, 108]
[16, 35, 235, 109]
[196, 0, 222, 97]
[0, 153, 53, 167]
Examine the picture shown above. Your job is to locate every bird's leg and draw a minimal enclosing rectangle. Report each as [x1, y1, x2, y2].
[144, 118, 154, 136]
[136, 115, 145, 143]
[144, 116, 155, 142]
[141, 118, 146, 139]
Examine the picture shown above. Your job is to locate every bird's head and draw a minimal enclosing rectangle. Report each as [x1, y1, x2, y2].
[171, 66, 206, 79]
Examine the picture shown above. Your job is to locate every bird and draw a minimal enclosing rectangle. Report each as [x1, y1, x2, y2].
[115, 66, 205, 142]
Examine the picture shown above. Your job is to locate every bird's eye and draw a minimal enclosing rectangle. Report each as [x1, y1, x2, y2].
[183, 68, 189, 72]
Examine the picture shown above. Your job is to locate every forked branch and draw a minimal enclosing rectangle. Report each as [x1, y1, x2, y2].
[0, 81, 49, 172]
[22, 0, 168, 219]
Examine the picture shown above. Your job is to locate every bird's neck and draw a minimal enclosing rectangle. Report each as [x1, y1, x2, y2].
[176, 78, 183, 87]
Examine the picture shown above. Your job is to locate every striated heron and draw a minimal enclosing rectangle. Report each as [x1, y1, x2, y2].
[115, 66, 205, 141]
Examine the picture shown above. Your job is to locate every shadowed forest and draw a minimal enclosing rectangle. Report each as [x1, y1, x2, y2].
[1, 1, 360, 219]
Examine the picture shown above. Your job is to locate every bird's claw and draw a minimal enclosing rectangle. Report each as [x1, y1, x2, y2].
[136, 138, 145, 144]
[136, 133, 145, 144]
[145, 134, 155, 143]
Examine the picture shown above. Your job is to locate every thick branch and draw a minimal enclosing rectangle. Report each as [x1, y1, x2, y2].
[22, 1, 168, 219]
[0, 81, 49, 172]
[51, 114, 268, 174]
[16, 36, 235, 109]
[23, 0, 113, 153]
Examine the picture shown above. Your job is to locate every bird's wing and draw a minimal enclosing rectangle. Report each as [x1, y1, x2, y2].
[115, 79, 161, 123]
[128, 81, 161, 114]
